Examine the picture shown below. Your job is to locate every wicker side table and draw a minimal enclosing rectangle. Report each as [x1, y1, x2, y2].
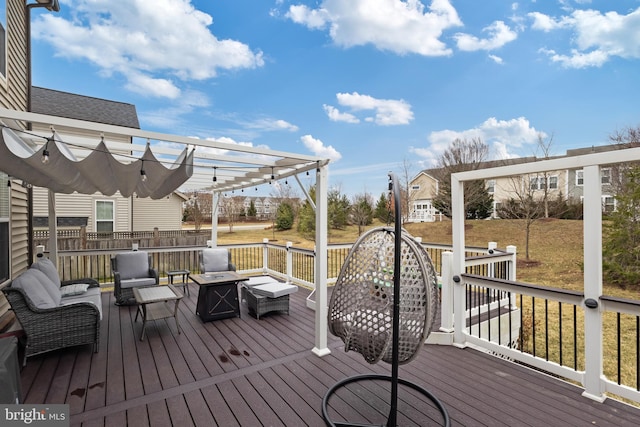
[245, 291, 290, 319]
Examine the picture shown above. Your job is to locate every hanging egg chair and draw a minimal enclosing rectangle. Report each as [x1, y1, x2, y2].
[322, 172, 449, 427]
[328, 225, 439, 364]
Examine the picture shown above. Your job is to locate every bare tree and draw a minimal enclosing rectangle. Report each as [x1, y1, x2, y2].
[351, 192, 374, 235]
[432, 138, 493, 218]
[183, 191, 212, 231]
[534, 132, 554, 218]
[497, 175, 544, 260]
[218, 194, 245, 233]
[608, 126, 640, 194]
[397, 157, 414, 223]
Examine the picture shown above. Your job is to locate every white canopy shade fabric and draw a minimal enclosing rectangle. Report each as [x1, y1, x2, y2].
[0, 126, 194, 199]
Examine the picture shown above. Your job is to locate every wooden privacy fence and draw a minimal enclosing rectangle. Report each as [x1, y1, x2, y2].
[34, 227, 212, 251]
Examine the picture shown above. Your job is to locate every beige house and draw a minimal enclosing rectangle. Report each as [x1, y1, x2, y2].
[409, 149, 621, 221]
[407, 171, 440, 222]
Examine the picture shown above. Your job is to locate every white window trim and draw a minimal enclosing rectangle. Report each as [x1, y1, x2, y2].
[95, 200, 115, 233]
[576, 170, 584, 186]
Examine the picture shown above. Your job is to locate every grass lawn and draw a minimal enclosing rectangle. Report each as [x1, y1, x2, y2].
[217, 217, 638, 300]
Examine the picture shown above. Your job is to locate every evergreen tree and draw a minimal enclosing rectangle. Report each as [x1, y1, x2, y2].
[297, 186, 316, 237]
[247, 200, 257, 218]
[275, 202, 294, 230]
[328, 189, 350, 229]
[603, 166, 640, 289]
[374, 192, 392, 222]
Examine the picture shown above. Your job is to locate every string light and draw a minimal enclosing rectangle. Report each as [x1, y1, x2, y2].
[41, 138, 51, 164]
[140, 160, 147, 182]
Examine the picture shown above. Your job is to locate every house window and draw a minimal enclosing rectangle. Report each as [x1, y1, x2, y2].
[602, 196, 616, 213]
[529, 177, 539, 190]
[0, 173, 9, 283]
[486, 180, 495, 193]
[601, 168, 611, 185]
[530, 176, 546, 190]
[549, 176, 558, 190]
[95, 200, 114, 232]
[0, 3, 6, 80]
[576, 170, 584, 186]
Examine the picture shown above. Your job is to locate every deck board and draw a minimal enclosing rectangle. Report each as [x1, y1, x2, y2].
[16, 281, 640, 427]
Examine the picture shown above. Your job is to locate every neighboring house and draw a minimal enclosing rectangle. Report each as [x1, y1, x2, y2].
[407, 171, 440, 222]
[30, 87, 186, 232]
[409, 146, 628, 221]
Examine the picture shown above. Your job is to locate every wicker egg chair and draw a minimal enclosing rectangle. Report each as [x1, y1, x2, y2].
[321, 173, 449, 427]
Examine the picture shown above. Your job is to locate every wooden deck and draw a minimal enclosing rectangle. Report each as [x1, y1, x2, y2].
[18, 284, 640, 427]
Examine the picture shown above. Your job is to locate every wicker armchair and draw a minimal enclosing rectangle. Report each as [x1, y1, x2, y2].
[2, 267, 101, 365]
[111, 251, 159, 305]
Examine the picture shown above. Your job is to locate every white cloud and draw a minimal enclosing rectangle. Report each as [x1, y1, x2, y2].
[411, 117, 544, 165]
[530, 7, 640, 67]
[286, 5, 331, 29]
[538, 48, 609, 68]
[248, 118, 299, 132]
[33, 0, 264, 98]
[331, 92, 413, 126]
[301, 135, 342, 161]
[323, 105, 360, 124]
[454, 21, 518, 51]
[286, 0, 463, 56]
[528, 12, 571, 32]
[488, 54, 504, 64]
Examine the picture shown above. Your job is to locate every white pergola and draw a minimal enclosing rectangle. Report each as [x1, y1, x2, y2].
[0, 107, 332, 357]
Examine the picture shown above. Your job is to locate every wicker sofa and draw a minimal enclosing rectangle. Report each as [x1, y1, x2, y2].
[2, 257, 102, 364]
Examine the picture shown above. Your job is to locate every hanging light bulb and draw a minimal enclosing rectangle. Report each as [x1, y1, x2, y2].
[140, 160, 147, 182]
[41, 138, 51, 164]
[213, 166, 217, 182]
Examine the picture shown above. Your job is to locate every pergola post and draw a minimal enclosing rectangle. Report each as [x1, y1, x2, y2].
[312, 163, 330, 357]
[210, 190, 219, 247]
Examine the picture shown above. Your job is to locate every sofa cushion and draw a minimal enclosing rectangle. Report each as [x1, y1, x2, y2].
[116, 252, 150, 279]
[60, 283, 90, 297]
[120, 277, 157, 289]
[202, 248, 230, 272]
[11, 270, 58, 309]
[31, 257, 61, 288]
[60, 286, 103, 320]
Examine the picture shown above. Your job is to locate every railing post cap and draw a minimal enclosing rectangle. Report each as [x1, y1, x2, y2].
[263, 238, 269, 243]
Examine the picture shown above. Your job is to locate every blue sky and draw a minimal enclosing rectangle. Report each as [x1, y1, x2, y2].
[28, 0, 640, 197]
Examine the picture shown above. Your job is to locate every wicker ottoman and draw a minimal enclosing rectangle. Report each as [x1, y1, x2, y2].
[245, 282, 298, 319]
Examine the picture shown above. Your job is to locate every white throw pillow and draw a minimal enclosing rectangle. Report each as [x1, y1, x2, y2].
[60, 283, 90, 297]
